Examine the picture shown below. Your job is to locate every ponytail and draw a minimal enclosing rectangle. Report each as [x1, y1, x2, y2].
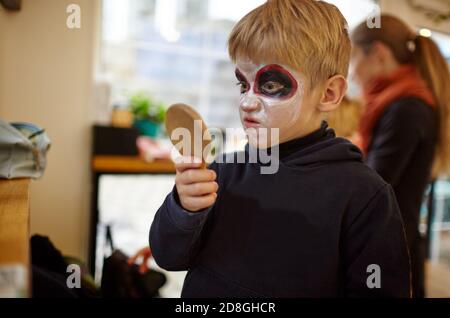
[414, 36, 450, 177]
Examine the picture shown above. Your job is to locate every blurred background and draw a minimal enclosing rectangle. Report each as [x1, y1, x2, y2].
[0, 0, 449, 297]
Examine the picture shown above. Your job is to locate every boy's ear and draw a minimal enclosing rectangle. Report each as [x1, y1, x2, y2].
[317, 75, 347, 113]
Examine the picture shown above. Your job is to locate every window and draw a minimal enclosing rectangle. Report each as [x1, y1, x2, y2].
[100, 0, 266, 128]
[99, 0, 379, 128]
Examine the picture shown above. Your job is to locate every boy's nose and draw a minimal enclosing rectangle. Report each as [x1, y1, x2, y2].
[240, 95, 261, 112]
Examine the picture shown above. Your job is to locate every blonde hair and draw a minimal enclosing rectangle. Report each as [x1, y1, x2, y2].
[228, 0, 351, 88]
[352, 15, 450, 176]
[327, 96, 362, 138]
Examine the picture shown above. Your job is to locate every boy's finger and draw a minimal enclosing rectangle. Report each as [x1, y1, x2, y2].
[178, 181, 218, 196]
[182, 193, 217, 211]
[177, 169, 216, 185]
[174, 156, 203, 170]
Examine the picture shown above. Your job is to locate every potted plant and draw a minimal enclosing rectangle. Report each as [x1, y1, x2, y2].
[127, 92, 166, 138]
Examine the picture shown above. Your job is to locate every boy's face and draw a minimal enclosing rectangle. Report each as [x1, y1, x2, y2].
[235, 57, 315, 148]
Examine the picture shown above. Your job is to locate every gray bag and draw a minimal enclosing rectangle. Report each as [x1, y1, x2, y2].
[0, 119, 51, 179]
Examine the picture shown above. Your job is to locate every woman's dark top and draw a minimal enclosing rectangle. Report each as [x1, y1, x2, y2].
[366, 97, 437, 238]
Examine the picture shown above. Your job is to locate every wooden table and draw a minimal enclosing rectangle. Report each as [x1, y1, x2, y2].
[92, 155, 175, 174]
[89, 156, 175, 275]
[0, 178, 31, 297]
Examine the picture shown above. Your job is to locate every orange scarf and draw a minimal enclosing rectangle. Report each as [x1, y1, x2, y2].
[357, 64, 436, 155]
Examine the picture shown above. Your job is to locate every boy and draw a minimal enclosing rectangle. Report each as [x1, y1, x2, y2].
[150, 0, 410, 297]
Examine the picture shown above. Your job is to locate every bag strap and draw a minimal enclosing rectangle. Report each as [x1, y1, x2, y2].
[105, 224, 115, 253]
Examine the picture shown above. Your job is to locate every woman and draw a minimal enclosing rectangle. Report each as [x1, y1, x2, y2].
[350, 15, 450, 298]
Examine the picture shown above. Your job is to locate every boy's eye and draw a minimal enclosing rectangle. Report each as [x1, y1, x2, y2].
[255, 65, 298, 99]
[235, 69, 250, 94]
[236, 81, 250, 94]
[260, 81, 284, 95]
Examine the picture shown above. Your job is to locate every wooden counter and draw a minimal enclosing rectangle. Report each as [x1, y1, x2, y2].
[92, 155, 175, 174]
[0, 178, 31, 297]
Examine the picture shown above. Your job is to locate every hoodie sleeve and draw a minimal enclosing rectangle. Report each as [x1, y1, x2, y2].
[342, 184, 411, 297]
[149, 162, 218, 271]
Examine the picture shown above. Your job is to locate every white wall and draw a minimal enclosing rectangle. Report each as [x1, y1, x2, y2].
[380, 0, 450, 35]
[0, 0, 100, 261]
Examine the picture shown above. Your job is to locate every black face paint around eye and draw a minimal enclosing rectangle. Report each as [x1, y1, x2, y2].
[235, 68, 250, 94]
[254, 65, 298, 99]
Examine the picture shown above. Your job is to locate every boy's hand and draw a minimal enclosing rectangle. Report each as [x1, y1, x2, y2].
[175, 156, 218, 212]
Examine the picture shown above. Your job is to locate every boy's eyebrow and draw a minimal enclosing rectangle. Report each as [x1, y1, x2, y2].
[235, 68, 249, 82]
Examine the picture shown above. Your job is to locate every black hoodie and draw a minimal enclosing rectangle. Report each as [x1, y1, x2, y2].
[149, 123, 411, 297]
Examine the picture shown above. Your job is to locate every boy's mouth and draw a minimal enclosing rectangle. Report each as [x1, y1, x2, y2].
[243, 116, 261, 129]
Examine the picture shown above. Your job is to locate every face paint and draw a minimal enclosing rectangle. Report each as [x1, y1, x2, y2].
[254, 64, 298, 99]
[235, 58, 305, 147]
[235, 68, 250, 94]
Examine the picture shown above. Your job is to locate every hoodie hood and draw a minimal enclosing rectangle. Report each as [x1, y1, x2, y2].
[282, 136, 363, 167]
[244, 122, 363, 168]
